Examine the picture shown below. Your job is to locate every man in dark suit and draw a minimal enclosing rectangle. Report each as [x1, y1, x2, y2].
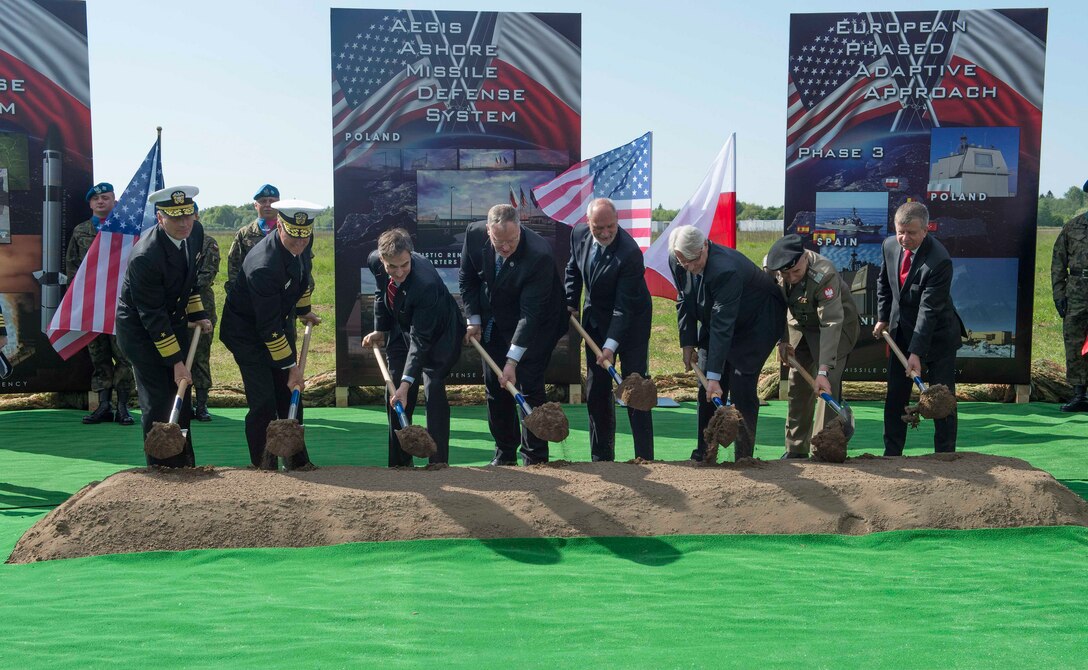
[565, 198, 654, 461]
[669, 225, 786, 461]
[875, 201, 962, 455]
[362, 228, 465, 466]
[116, 185, 213, 468]
[220, 199, 323, 471]
[459, 204, 567, 466]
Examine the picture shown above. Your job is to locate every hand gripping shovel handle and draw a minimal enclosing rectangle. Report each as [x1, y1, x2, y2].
[468, 337, 534, 417]
[372, 345, 410, 428]
[168, 324, 203, 426]
[569, 315, 624, 386]
[692, 365, 725, 408]
[881, 331, 927, 393]
[287, 323, 314, 421]
[786, 355, 845, 414]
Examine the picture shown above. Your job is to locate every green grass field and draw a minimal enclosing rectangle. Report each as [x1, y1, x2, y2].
[205, 228, 1066, 388]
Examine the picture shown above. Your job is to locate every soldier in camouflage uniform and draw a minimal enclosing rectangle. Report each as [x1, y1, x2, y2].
[191, 208, 220, 421]
[64, 182, 135, 425]
[1051, 179, 1088, 412]
[766, 235, 860, 458]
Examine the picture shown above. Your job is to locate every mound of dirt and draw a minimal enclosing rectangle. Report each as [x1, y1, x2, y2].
[811, 417, 849, 463]
[12, 452, 1085, 563]
[144, 422, 185, 459]
[703, 405, 743, 464]
[918, 384, 957, 419]
[265, 419, 305, 457]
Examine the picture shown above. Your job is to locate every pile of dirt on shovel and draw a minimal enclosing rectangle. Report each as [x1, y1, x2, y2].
[522, 402, 569, 442]
[12, 452, 1086, 563]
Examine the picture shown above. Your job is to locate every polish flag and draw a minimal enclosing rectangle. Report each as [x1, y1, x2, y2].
[642, 133, 736, 299]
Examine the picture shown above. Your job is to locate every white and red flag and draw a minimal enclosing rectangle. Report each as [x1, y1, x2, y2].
[643, 133, 736, 300]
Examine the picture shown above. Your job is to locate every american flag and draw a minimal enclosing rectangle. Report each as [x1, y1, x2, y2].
[531, 133, 652, 249]
[47, 138, 163, 359]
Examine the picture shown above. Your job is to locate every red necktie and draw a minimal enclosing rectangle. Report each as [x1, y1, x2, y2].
[386, 278, 398, 307]
[899, 249, 912, 287]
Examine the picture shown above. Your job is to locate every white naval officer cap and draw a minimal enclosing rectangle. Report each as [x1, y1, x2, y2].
[273, 199, 324, 238]
[148, 185, 199, 217]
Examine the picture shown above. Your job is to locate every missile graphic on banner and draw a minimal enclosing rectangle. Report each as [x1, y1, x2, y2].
[33, 125, 67, 333]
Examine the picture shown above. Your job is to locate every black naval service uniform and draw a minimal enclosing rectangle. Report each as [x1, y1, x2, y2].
[116, 223, 209, 467]
[220, 230, 315, 469]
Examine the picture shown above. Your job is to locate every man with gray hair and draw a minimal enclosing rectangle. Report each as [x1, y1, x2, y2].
[669, 225, 785, 461]
[459, 204, 567, 465]
[874, 201, 963, 455]
[363, 228, 464, 466]
[566, 197, 654, 460]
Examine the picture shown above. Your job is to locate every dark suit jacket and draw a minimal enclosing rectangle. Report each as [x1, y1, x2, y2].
[220, 231, 312, 367]
[670, 242, 785, 375]
[117, 223, 208, 368]
[876, 234, 963, 361]
[458, 221, 566, 359]
[367, 250, 465, 380]
[564, 223, 651, 348]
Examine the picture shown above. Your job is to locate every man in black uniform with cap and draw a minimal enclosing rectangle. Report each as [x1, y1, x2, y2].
[362, 228, 464, 466]
[220, 199, 323, 470]
[116, 185, 212, 467]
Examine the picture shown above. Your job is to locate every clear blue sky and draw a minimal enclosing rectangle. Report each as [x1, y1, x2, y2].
[85, 0, 1085, 209]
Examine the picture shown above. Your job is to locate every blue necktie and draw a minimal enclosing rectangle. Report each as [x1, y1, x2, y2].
[485, 255, 504, 343]
[590, 243, 603, 274]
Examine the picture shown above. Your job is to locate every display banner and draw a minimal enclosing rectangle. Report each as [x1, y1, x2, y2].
[0, 0, 93, 393]
[784, 8, 1047, 383]
[330, 9, 582, 386]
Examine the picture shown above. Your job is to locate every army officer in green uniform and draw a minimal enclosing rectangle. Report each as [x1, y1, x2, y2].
[766, 235, 860, 459]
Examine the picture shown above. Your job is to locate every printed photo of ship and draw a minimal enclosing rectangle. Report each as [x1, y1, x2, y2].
[791, 191, 889, 247]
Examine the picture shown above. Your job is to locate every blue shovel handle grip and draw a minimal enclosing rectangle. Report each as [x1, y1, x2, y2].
[288, 388, 301, 421]
[514, 392, 532, 417]
[607, 366, 624, 385]
[392, 400, 409, 428]
[912, 376, 928, 393]
[819, 392, 844, 413]
[711, 396, 724, 408]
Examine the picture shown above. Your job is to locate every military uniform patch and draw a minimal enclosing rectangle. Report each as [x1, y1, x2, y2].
[824, 286, 835, 299]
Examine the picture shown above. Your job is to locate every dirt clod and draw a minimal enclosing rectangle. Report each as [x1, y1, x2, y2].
[616, 373, 658, 411]
[918, 384, 957, 419]
[811, 416, 849, 463]
[266, 419, 305, 457]
[396, 425, 438, 458]
[702, 405, 744, 464]
[522, 402, 569, 442]
[145, 422, 185, 459]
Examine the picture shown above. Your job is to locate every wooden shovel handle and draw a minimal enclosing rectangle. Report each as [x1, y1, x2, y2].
[569, 314, 604, 359]
[372, 346, 397, 396]
[786, 355, 819, 391]
[468, 337, 520, 398]
[881, 331, 911, 369]
[296, 323, 314, 378]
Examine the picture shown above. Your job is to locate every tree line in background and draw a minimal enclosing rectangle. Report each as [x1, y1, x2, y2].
[197, 204, 335, 231]
[194, 187, 1086, 232]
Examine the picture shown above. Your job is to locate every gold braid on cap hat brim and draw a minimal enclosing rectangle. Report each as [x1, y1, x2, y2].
[278, 211, 314, 238]
[156, 202, 196, 217]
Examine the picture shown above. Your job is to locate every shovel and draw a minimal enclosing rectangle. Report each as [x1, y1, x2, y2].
[568, 315, 657, 411]
[265, 323, 313, 458]
[372, 344, 437, 458]
[469, 337, 569, 442]
[880, 330, 957, 421]
[692, 364, 743, 462]
[786, 355, 855, 440]
[144, 324, 201, 461]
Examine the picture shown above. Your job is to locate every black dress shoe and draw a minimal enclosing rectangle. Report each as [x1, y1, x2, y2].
[780, 452, 809, 459]
[489, 457, 517, 466]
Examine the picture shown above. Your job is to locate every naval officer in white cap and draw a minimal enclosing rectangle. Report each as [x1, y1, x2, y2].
[220, 199, 323, 470]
